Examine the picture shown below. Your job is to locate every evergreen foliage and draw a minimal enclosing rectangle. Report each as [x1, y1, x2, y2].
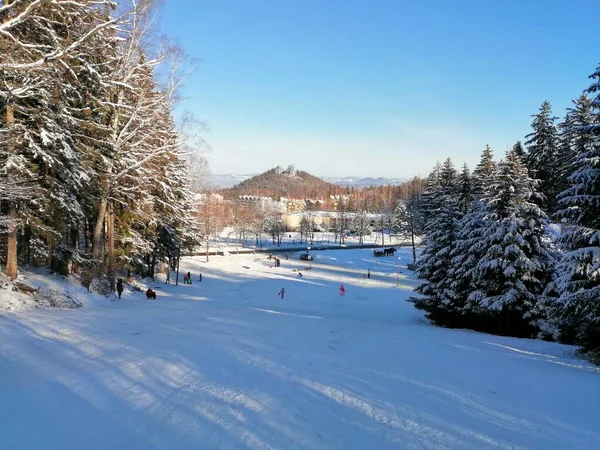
[554, 64, 600, 356]
[471, 145, 495, 200]
[412, 159, 462, 322]
[457, 163, 473, 214]
[525, 101, 560, 213]
[0, 1, 205, 286]
[467, 152, 555, 337]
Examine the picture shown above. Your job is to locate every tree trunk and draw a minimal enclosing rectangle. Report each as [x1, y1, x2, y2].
[150, 248, 156, 281]
[106, 201, 115, 291]
[92, 198, 108, 261]
[46, 231, 54, 268]
[4, 220, 18, 280]
[3, 99, 18, 279]
[411, 229, 416, 264]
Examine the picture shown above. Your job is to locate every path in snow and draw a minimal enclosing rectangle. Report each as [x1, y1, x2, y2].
[0, 248, 598, 449]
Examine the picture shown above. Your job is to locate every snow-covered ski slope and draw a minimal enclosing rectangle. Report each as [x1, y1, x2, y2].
[1, 248, 598, 449]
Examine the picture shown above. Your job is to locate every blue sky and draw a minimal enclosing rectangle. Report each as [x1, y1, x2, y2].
[160, 0, 599, 178]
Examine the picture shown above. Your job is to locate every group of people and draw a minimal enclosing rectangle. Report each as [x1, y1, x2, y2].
[115, 269, 203, 301]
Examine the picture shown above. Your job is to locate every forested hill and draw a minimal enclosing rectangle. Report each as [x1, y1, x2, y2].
[221, 166, 345, 199]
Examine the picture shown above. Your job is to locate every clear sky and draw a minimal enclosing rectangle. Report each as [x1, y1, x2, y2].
[159, 0, 599, 178]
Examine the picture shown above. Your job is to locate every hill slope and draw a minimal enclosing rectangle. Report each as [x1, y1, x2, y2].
[222, 165, 343, 199]
[1, 248, 598, 449]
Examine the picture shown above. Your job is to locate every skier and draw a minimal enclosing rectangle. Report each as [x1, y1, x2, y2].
[298, 272, 303, 277]
[278, 287, 285, 299]
[367, 268, 371, 279]
[116, 278, 124, 298]
[339, 284, 345, 296]
[187, 271, 192, 284]
[198, 273, 202, 282]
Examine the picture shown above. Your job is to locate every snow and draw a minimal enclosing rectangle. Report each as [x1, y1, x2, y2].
[1, 248, 599, 449]
[0, 270, 91, 312]
[212, 230, 419, 254]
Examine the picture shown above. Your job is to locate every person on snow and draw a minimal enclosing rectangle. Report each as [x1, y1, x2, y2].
[146, 288, 157, 299]
[339, 284, 345, 296]
[116, 278, 124, 298]
[183, 273, 188, 284]
[187, 271, 192, 284]
[278, 287, 285, 299]
[298, 272, 303, 277]
[367, 268, 371, 279]
[198, 273, 202, 282]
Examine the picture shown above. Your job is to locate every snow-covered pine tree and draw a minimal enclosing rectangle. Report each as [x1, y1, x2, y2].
[525, 100, 560, 214]
[457, 163, 473, 214]
[512, 141, 526, 159]
[0, 0, 117, 279]
[420, 162, 442, 225]
[468, 151, 555, 337]
[556, 94, 595, 207]
[445, 154, 496, 327]
[446, 199, 490, 328]
[471, 145, 495, 200]
[411, 158, 462, 324]
[554, 63, 600, 356]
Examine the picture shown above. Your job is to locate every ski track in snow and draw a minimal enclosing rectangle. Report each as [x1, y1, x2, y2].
[0, 247, 599, 449]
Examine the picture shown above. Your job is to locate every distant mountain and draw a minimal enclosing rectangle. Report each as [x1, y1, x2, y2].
[211, 173, 406, 189]
[208, 174, 254, 189]
[321, 176, 407, 187]
[220, 165, 343, 199]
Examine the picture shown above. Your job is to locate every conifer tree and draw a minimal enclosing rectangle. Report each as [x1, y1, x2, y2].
[525, 100, 560, 214]
[445, 158, 495, 327]
[468, 151, 555, 337]
[412, 159, 462, 323]
[446, 199, 489, 327]
[512, 141, 526, 159]
[457, 163, 473, 214]
[556, 94, 595, 203]
[0, 0, 118, 279]
[420, 162, 442, 225]
[554, 63, 600, 356]
[471, 145, 495, 200]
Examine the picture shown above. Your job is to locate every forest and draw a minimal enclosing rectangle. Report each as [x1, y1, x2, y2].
[0, 0, 204, 291]
[411, 63, 600, 360]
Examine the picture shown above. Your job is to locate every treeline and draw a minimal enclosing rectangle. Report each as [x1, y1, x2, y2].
[0, 1, 202, 290]
[412, 62, 600, 360]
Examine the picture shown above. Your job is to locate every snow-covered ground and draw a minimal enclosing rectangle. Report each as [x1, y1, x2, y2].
[1, 248, 599, 449]
[208, 229, 417, 253]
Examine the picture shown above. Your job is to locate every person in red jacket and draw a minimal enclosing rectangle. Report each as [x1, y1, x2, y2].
[339, 284, 345, 296]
